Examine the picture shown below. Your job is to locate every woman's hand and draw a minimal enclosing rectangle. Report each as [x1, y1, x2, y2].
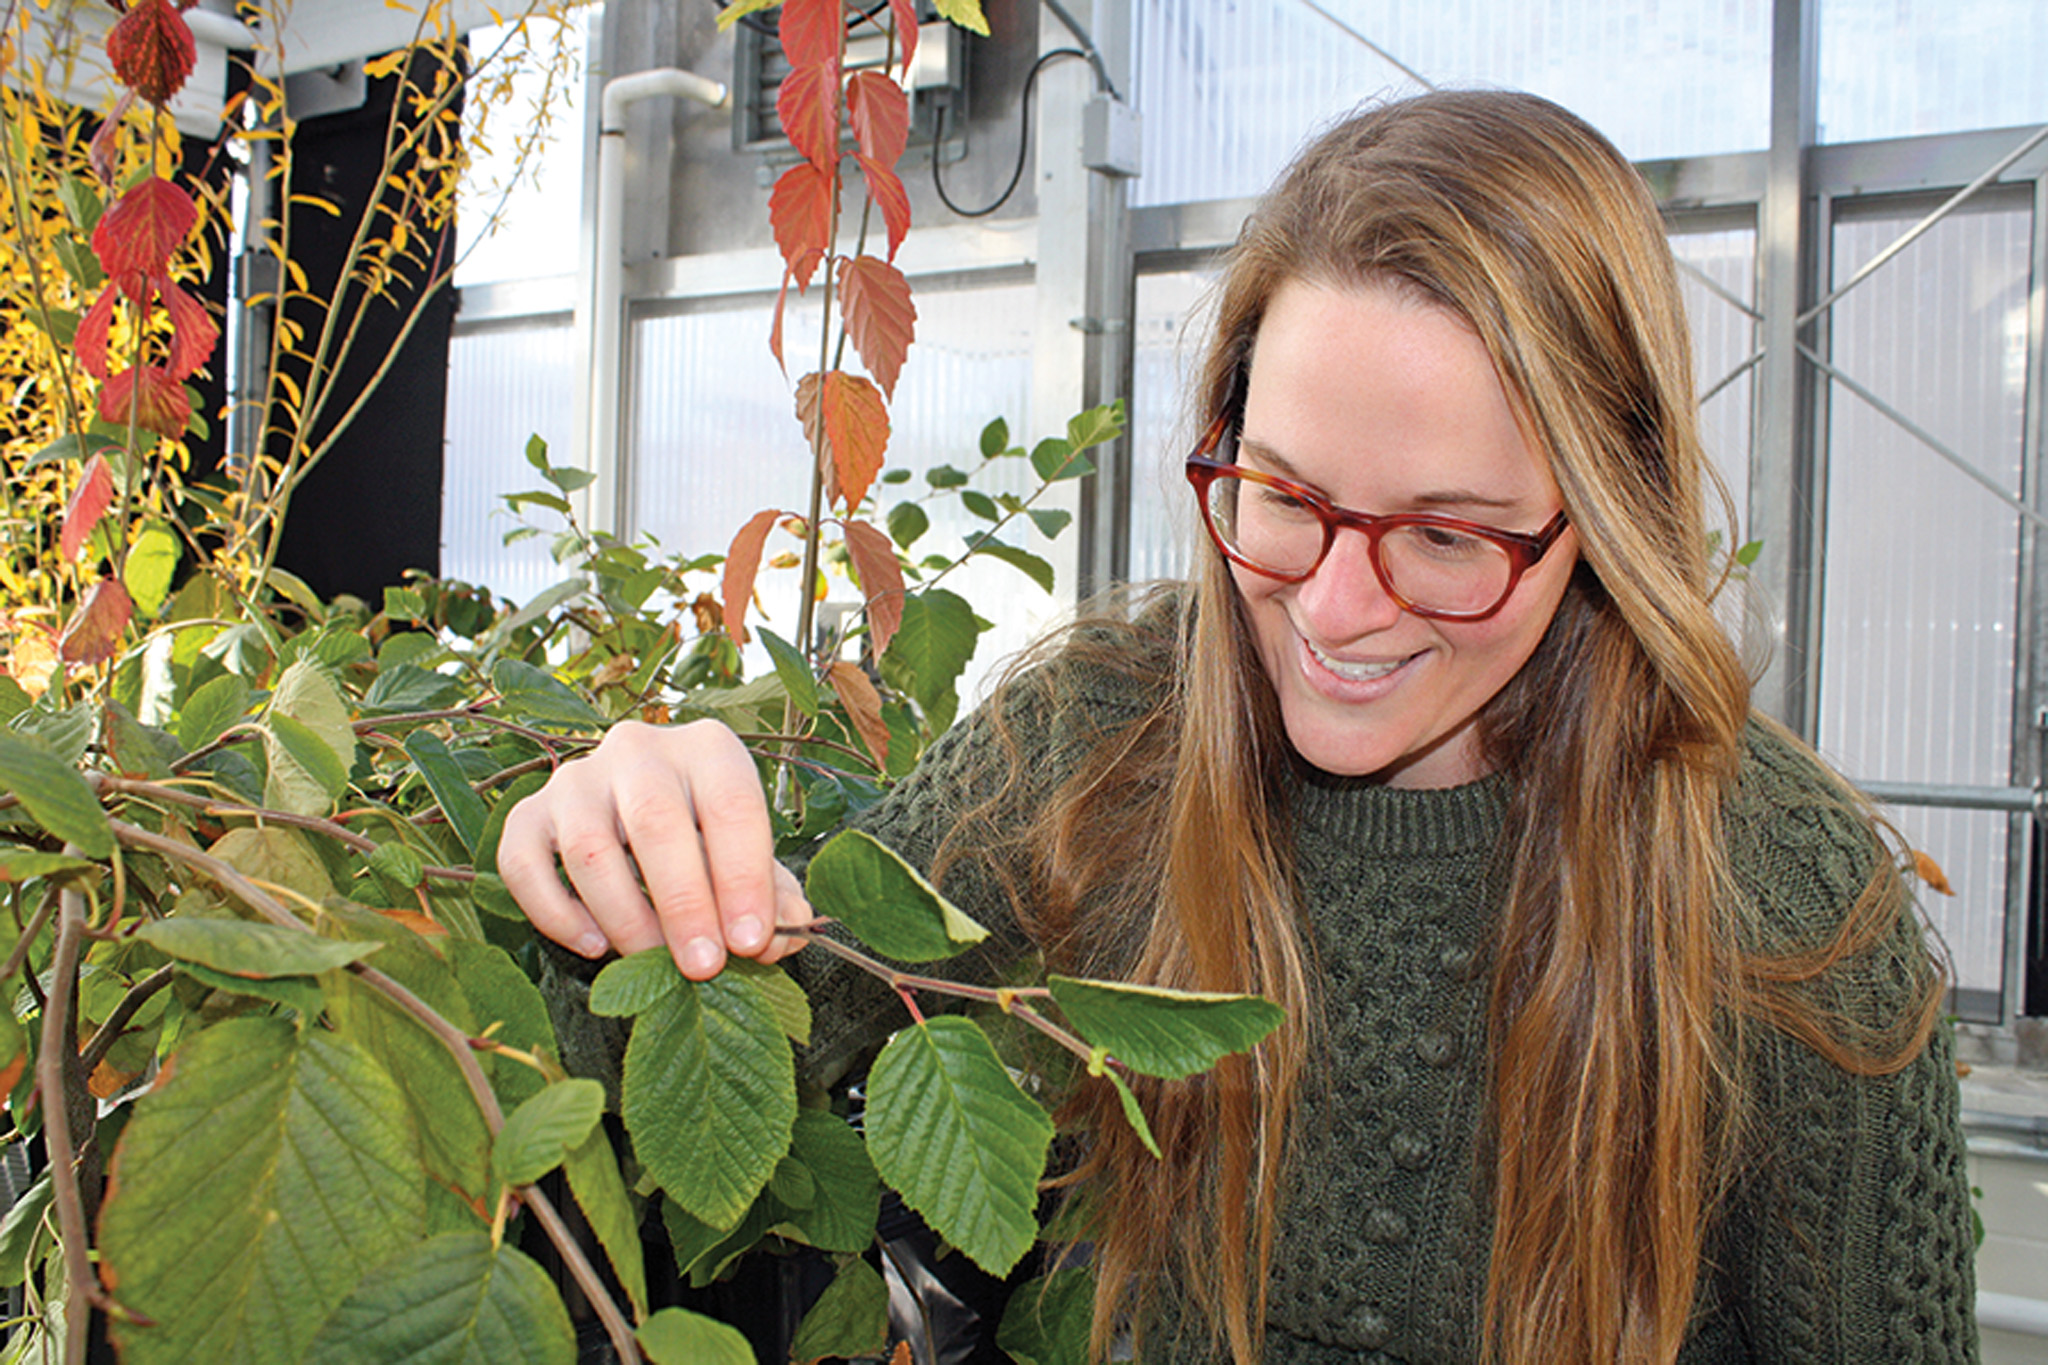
[496, 719, 811, 980]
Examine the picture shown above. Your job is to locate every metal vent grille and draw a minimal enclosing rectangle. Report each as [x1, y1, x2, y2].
[732, 3, 965, 162]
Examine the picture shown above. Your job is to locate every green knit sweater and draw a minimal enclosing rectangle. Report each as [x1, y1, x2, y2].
[790, 636, 1980, 1364]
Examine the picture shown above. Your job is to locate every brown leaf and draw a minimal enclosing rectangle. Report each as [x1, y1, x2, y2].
[1910, 848, 1954, 896]
[722, 509, 783, 646]
[827, 660, 889, 770]
[687, 592, 722, 635]
[886, 0, 920, 77]
[96, 364, 191, 438]
[777, 60, 842, 173]
[837, 256, 916, 400]
[856, 154, 911, 261]
[839, 517, 905, 660]
[88, 94, 133, 186]
[769, 162, 836, 290]
[106, 0, 196, 106]
[92, 176, 198, 279]
[800, 371, 889, 514]
[61, 454, 115, 563]
[59, 578, 134, 665]
[889, 1343, 913, 1365]
[846, 71, 909, 167]
[778, 0, 842, 68]
[90, 1058, 141, 1100]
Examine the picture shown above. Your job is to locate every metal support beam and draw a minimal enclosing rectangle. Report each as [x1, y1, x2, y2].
[1750, 0, 1821, 736]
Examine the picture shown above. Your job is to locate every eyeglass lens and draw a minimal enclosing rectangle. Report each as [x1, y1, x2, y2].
[1204, 471, 1517, 616]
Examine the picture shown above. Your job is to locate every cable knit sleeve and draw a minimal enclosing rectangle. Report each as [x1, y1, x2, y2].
[1714, 725, 1979, 1364]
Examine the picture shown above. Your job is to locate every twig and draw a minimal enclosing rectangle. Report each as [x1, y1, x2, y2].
[38, 882, 102, 1365]
[78, 966, 176, 1076]
[520, 1183, 641, 1361]
[0, 888, 61, 988]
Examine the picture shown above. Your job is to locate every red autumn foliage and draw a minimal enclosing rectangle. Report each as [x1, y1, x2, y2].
[846, 72, 910, 168]
[826, 660, 890, 769]
[778, 0, 842, 70]
[837, 256, 916, 400]
[92, 176, 197, 278]
[797, 370, 889, 514]
[769, 162, 835, 291]
[96, 365, 191, 439]
[106, 0, 196, 107]
[60, 455, 115, 563]
[58, 579, 135, 665]
[884, 0, 920, 76]
[855, 155, 911, 260]
[839, 517, 906, 659]
[721, 508, 784, 647]
[777, 62, 842, 173]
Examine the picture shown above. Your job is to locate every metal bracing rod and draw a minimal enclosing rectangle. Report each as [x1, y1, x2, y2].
[1796, 340, 2048, 533]
[1856, 779, 2043, 818]
[1796, 122, 2048, 328]
[1700, 346, 1766, 406]
[1295, 0, 1436, 89]
[1675, 256, 1763, 320]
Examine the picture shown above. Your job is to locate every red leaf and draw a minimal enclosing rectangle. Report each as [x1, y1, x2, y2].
[721, 509, 783, 647]
[885, 0, 920, 78]
[846, 72, 909, 167]
[856, 155, 911, 261]
[92, 177, 197, 279]
[96, 364, 190, 438]
[826, 660, 889, 769]
[75, 289, 117, 380]
[814, 371, 890, 514]
[88, 95, 132, 186]
[769, 162, 836, 290]
[795, 371, 828, 489]
[839, 518, 906, 660]
[161, 280, 218, 380]
[776, 61, 842, 173]
[106, 0, 196, 106]
[837, 256, 916, 400]
[769, 268, 793, 373]
[778, 0, 842, 69]
[61, 455, 115, 563]
[58, 579, 134, 665]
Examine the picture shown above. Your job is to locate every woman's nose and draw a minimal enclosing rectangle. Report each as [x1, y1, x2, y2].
[1290, 528, 1406, 638]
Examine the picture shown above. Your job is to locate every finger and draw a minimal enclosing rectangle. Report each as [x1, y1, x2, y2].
[681, 724, 780, 955]
[756, 861, 813, 966]
[496, 796, 610, 958]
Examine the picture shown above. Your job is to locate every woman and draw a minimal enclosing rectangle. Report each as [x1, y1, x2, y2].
[500, 90, 1978, 1363]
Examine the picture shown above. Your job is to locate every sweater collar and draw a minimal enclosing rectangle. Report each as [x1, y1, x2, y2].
[1285, 759, 1509, 858]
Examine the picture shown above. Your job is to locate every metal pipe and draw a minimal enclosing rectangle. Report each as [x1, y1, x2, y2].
[1979, 1291, 2048, 1339]
[1854, 779, 2042, 816]
[584, 69, 728, 537]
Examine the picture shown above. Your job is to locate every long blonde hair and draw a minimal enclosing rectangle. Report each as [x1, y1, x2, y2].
[964, 90, 1941, 1364]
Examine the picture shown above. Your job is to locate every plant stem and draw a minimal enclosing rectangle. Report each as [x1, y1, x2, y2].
[0, 887, 60, 988]
[38, 883, 99, 1365]
[77, 964, 174, 1075]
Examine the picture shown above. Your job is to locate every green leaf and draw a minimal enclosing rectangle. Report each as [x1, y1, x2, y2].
[725, 958, 810, 1046]
[476, 772, 546, 875]
[786, 1109, 880, 1253]
[445, 938, 558, 1111]
[209, 826, 334, 902]
[0, 675, 31, 723]
[469, 871, 528, 922]
[961, 489, 999, 521]
[758, 628, 819, 718]
[1046, 976, 1285, 1079]
[0, 846, 98, 883]
[622, 972, 796, 1229]
[867, 1016, 1051, 1277]
[523, 433, 550, 471]
[805, 829, 988, 962]
[405, 731, 490, 858]
[504, 490, 571, 515]
[135, 918, 379, 977]
[1027, 507, 1073, 539]
[790, 1258, 889, 1362]
[490, 659, 607, 731]
[1735, 538, 1764, 567]
[1096, 1061, 1161, 1158]
[384, 586, 427, 621]
[886, 500, 930, 550]
[563, 1126, 648, 1318]
[362, 663, 462, 713]
[924, 464, 969, 489]
[0, 1172, 52, 1288]
[589, 947, 684, 1017]
[969, 540, 1055, 593]
[1066, 400, 1125, 452]
[98, 1017, 427, 1363]
[265, 659, 355, 806]
[1031, 437, 1095, 482]
[880, 588, 982, 717]
[635, 1307, 752, 1365]
[370, 841, 426, 890]
[494, 1079, 605, 1187]
[995, 1267, 1095, 1365]
[176, 672, 252, 751]
[931, 0, 991, 35]
[123, 521, 180, 617]
[179, 961, 327, 1016]
[303, 1232, 574, 1365]
[979, 415, 1010, 458]
[264, 711, 350, 816]
[0, 730, 114, 857]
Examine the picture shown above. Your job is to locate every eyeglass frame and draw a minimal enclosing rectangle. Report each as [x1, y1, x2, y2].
[1184, 410, 1572, 623]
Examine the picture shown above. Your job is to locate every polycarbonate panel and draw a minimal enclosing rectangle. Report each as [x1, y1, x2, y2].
[442, 316, 578, 602]
[1819, 0, 2048, 145]
[1130, 0, 1770, 209]
[1817, 201, 2031, 1003]
[455, 9, 591, 287]
[627, 280, 1043, 700]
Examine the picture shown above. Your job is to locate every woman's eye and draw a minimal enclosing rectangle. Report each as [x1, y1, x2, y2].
[1250, 483, 1318, 516]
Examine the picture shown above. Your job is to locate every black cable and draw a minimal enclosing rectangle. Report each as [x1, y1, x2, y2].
[930, 47, 1087, 219]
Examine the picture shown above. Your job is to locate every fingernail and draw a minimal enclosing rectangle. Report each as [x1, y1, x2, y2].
[573, 932, 608, 958]
[682, 936, 722, 977]
[730, 916, 766, 953]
